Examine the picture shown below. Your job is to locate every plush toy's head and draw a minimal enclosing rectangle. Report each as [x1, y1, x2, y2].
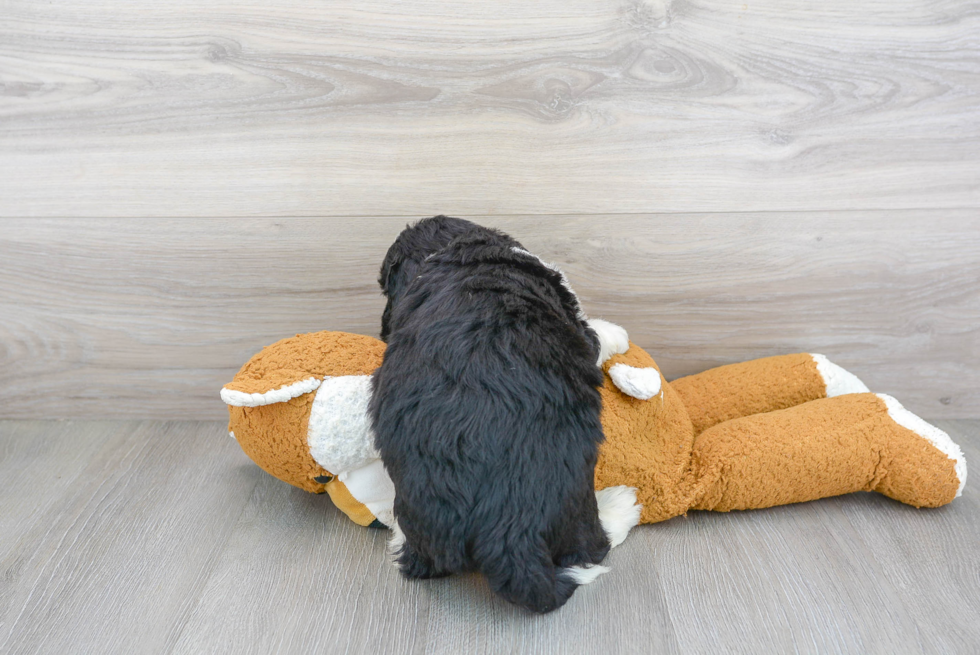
[222, 332, 386, 504]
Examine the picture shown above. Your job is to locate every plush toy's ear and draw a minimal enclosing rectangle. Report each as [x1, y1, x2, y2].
[221, 377, 322, 407]
[222, 331, 386, 407]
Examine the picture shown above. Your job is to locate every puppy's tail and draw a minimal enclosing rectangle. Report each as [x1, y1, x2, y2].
[478, 542, 608, 614]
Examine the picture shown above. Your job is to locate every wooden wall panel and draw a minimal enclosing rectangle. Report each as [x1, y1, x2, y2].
[1, 214, 977, 419]
[1, 0, 978, 217]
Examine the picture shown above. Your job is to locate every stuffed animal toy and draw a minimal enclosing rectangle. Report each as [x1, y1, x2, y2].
[221, 331, 966, 529]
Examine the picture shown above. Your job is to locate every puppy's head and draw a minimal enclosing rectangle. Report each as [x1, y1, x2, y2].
[378, 215, 480, 340]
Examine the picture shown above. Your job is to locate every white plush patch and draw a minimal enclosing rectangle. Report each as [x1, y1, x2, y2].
[608, 364, 661, 400]
[307, 375, 379, 475]
[229, 431, 236, 440]
[877, 394, 968, 497]
[338, 459, 396, 528]
[588, 318, 631, 367]
[560, 564, 610, 585]
[220, 377, 321, 407]
[811, 354, 869, 397]
[596, 485, 642, 548]
[510, 247, 587, 321]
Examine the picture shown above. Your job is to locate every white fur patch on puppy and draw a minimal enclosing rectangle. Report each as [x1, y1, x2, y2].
[588, 318, 630, 366]
[307, 375, 379, 475]
[877, 394, 968, 497]
[608, 364, 661, 400]
[811, 354, 869, 396]
[596, 485, 642, 548]
[387, 519, 408, 566]
[560, 564, 610, 585]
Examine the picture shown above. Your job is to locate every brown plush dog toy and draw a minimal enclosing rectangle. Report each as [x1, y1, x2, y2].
[222, 331, 966, 529]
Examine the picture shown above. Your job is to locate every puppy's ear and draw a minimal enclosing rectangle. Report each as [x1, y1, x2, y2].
[378, 231, 407, 299]
[379, 249, 409, 342]
[379, 216, 476, 341]
[378, 227, 414, 341]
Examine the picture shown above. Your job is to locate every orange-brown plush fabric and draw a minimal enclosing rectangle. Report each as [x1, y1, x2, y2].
[861, 399, 961, 508]
[224, 331, 386, 395]
[690, 393, 960, 511]
[325, 479, 379, 526]
[595, 344, 697, 523]
[226, 331, 386, 493]
[671, 353, 826, 436]
[225, 332, 962, 525]
[229, 395, 328, 493]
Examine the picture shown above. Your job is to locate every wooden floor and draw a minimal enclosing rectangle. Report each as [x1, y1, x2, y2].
[1, 419, 977, 654]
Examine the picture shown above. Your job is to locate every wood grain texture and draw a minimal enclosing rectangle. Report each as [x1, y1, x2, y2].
[2, 419, 978, 653]
[2, 214, 978, 420]
[1, 0, 978, 216]
[173, 473, 683, 655]
[0, 421, 260, 654]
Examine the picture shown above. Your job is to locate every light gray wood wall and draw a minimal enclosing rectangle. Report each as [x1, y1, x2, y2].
[1, 0, 978, 419]
[1, 0, 978, 216]
[1, 215, 978, 420]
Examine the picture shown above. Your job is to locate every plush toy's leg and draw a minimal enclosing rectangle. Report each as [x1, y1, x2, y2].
[671, 353, 869, 435]
[690, 393, 965, 512]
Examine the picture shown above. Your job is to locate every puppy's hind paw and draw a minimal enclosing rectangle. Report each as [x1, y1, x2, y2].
[387, 520, 450, 579]
[387, 519, 408, 565]
[588, 318, 629, 366]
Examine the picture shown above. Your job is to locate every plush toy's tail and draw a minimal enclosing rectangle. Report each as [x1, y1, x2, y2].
[691, 393, 965, 512]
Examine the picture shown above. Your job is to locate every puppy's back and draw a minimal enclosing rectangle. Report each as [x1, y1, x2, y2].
[371, 232, 609, 612]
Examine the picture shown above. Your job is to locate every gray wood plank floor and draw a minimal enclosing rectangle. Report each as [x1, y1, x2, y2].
[2, 420, 977, 654]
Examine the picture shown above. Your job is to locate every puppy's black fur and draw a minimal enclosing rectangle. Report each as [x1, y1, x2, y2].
[370, 218, 610, 614]
[378, 215, 480, 342]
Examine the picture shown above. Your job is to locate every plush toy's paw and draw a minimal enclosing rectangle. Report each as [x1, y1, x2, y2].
[608, 364, 662, 400]
[588, 318, 630, 366]
[877, 394, 967, 498]
[811, 354, 870, 396]
[596, 486, 642, 548]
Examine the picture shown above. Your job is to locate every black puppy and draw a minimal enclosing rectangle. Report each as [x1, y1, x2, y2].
[371, 217, 631, 613]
